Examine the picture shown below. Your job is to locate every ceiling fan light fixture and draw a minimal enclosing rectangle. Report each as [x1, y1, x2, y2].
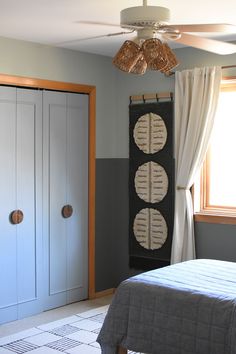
[112, 40, 142, 73]
[142, 38, 168, 71]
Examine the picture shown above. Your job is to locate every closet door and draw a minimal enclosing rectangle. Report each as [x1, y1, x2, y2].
[0, 87, 43, 324]
[43, 91, 88, 309]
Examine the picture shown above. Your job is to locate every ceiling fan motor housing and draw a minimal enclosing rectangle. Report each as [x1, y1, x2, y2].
[120, 6, 170, 28]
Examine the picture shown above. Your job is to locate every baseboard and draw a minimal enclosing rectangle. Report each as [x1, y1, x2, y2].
[94, 288, 115, 298]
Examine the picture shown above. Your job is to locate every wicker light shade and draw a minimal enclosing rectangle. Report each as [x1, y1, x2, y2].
[130, 53, 147, 75]
[112, 40, 142, 73]
[160, 42, 179, 73]
[142, 38, 168, 71]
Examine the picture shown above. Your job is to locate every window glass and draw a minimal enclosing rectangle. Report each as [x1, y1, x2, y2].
[208, 89, 236, 208]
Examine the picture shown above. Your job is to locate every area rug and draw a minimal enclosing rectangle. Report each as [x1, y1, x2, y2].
[0, 306, 138, 354]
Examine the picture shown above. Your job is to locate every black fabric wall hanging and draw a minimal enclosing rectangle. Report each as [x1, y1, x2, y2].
[129, 94, 175, 271]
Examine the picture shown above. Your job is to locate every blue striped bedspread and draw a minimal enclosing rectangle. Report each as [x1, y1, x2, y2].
[97, 259, 236, 354]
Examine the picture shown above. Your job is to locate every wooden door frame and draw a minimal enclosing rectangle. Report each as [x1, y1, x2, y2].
[0, 73, 96, 299]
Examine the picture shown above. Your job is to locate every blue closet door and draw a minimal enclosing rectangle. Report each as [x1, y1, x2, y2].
[43, 91, 88, 310]
[0, 87, 43, 324]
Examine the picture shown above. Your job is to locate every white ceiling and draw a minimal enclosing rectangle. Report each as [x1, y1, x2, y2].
[0, 0, 236, 57]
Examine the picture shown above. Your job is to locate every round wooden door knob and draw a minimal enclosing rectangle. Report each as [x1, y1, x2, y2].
[62, 205, 73, 218]
[11, 210, 24, 224]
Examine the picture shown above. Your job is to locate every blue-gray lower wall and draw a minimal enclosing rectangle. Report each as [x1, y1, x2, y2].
[195, 222, 236, 262]
[96, 158, 236, 292]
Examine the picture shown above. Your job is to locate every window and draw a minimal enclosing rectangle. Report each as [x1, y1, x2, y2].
[194, 79, 236, 224]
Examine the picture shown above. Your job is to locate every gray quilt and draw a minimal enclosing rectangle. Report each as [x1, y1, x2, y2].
[97, 259, 236, 354]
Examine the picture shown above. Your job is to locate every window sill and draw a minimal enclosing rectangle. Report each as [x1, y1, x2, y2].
[194, 213, 236, 225]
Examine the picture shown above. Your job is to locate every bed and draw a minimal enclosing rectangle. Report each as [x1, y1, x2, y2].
[97, 259, 236, 354]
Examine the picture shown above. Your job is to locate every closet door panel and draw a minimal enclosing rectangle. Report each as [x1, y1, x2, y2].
[49, 103, 67, 295]
[43, 91, 89, 309]
[43, 91, 67, 308]
[66, 94, 88, 302]
[16, 90, 43, 318]
[0, 87, 18, 322]
[17, 102, 36, 302]
[0, 88, 43, 324]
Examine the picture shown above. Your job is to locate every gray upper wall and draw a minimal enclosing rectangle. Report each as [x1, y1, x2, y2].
[1, 36, 236, 158]
[114, 46, 236, 158]
[0, 36, 117, 158]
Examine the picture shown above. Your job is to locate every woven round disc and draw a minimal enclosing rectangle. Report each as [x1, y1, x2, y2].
[135, 161, 168, 203]
[133, 112, 167, 154]
[133, 208, 168, 250]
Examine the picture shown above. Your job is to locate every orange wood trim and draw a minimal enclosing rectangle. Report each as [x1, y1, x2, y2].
[194, 213, 236, 225]
[0, 73, 95, 93]
[203, 205, 236, 212]
[117, 346, 128, 354]
[205, 148, 211, 208]
[200, 159, 206, 211]
[94, 288, 115, 299]
[221, 79, 236, 89]
[0, 73, 96, 300]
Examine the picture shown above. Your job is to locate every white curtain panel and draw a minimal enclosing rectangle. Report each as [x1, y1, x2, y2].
[171, 66, 222, 264]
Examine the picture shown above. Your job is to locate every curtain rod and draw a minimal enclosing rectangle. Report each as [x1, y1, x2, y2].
[222, 65, 236, 69]
[167, 64, 236, 77]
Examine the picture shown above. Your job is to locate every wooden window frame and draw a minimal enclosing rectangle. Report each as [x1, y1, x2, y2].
[194, 77, 236, 225]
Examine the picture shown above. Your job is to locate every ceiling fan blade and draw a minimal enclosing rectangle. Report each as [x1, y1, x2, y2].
[57, 31, 135, 45]
[166, 23, 236, 33]
[175, 33, 236, 55]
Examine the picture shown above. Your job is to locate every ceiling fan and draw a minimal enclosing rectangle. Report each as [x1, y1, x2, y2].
[77, 0, 236, 74]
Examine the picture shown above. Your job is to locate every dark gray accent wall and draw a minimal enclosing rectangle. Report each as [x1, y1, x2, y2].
[95, 158, 140, 292]
[195, 222, 236, 262]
